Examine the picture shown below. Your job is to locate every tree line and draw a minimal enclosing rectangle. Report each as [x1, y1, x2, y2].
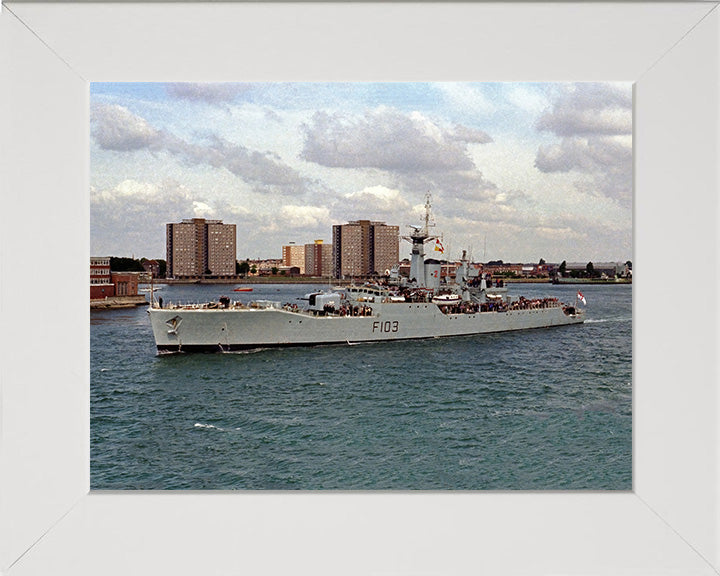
[109, 257, 167, 278]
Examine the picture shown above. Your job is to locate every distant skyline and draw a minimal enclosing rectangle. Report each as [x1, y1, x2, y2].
[90, 82, 632, 263]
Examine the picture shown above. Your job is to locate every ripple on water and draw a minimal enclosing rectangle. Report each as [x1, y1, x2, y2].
[91, 283, 632, 490]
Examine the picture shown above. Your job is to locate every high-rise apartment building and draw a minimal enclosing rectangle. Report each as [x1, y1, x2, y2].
[166, 218, 236, 278]
[282, 244, 306, 274]
[332, 220, 399, 278]
[372, 223, 401, 275]
[304, 239, 334, 277]
[206, 221, 237, 276]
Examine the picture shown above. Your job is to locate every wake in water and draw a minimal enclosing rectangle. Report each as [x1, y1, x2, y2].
[586, 317, 632, 324]
[194, 422, 225, 431]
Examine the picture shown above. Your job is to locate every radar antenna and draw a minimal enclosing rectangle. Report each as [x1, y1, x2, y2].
[402, 193, 436, 245]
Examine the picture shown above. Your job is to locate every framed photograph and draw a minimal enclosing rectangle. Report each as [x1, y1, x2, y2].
[88, 78, 633, 492]
[1, 2, 718, 574]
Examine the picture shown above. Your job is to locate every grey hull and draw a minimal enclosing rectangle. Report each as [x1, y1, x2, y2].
[148, 301, 584, 353]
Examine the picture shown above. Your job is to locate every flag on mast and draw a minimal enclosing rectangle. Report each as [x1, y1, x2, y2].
[434, 239, 444, 254]
[577, 291, 586, 305]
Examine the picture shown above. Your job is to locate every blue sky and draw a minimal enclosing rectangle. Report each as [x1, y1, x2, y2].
[90, 82, 632, 263]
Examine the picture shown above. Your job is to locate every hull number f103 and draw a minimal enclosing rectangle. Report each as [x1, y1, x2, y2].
[372, 320, 399, 333]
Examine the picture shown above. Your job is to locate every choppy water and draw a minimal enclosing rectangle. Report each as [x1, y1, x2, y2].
[91, 282, 631, 490]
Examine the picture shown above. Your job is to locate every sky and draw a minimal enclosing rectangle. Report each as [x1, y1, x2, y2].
[90, 82, 632, 264]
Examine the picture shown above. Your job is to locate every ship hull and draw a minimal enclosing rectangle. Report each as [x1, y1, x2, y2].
[148, 302, 583, 353]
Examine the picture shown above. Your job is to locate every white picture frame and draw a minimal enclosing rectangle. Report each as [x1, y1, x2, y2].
[1, 2, 718, 574]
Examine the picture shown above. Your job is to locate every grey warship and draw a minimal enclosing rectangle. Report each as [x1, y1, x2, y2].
[148, 199, 584, 353]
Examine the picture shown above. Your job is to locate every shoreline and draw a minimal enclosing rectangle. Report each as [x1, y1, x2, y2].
[91, 295, 149, 310]
[147, 277, 631, 286]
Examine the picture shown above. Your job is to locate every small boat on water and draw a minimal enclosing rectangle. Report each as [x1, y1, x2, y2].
[233, 287, 253, 292]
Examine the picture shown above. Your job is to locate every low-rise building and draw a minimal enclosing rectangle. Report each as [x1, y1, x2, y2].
[90, 257, 114, 299]
[90, 258, 143, 303]
[110, 272, 139, 296]
[254, 259, 283, 276]
[483, 262, 524, 276]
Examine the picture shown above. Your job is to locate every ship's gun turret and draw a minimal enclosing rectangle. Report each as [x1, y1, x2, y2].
[306, 292, 342, 314]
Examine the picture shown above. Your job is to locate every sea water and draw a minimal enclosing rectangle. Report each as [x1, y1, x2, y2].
[91, 282, 631, 490]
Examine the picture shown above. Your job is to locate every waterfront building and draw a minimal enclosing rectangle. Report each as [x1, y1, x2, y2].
[372, 222, 400, 275]
[332, 220, 400, 278]
[90, 257, 113, 299]
[90, 257, 141, 300]
[304, 239, 334, 277]
[110, 272, 140, 296]
[206, 221, 236, 276]
[254, 259, 283, 276]
[282, 243, 306, 274]
[278, 266, 301, 276]
[482, 262, 524, 276]
[166, 218, 236, 278]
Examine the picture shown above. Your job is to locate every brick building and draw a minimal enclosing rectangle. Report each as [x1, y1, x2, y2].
[304, 239, 334, 277]
[332, 220, 399, 279]
[90, 257, 113, 299]
[90, 258, 141, 300]
[282, 244, 306, 274]
[166, 218, 236, 278]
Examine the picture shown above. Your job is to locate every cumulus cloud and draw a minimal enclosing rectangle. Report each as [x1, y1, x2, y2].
[534, 83, 632, 204]
[91, 104, 163, 151]
[92, 104, 305, 190]
[90, 179, 278, 258]
[344, 185, 410, 213]
[192, 200, 215, 217]
[91, 180, 198, 257]
[278, 205, 331, 229]
[536, 83, 632, 137]
[301, 107, 485, 172]
[397, 170, 497, 211]
[535, 136, 631, 174]
[89, 82, 632, 261]
[175, 135, 304, 187]
[448, 124, 493, 144]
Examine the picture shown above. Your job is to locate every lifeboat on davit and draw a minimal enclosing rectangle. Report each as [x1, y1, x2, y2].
[431, 293, 462, 306]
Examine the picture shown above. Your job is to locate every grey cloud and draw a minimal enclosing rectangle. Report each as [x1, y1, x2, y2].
[165, 83, 254, 104]
[397, 170, 497, 205]
[91, 104, 163, 151]
[534, 83, 632, 204]
[90, 181, 196, 258]
[535, 137, 631, 174]
[535, 136, 632, 203]
[449, 125, 493, 144]
[169, 135, 304, 187]
[91, 180, 275, 258]
[301, 109, 480, 172]
[92, 104, 306, 190]
[536, 83, 632, 137]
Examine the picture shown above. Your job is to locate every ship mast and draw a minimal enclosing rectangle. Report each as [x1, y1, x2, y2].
[402, 194, 436, 287]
